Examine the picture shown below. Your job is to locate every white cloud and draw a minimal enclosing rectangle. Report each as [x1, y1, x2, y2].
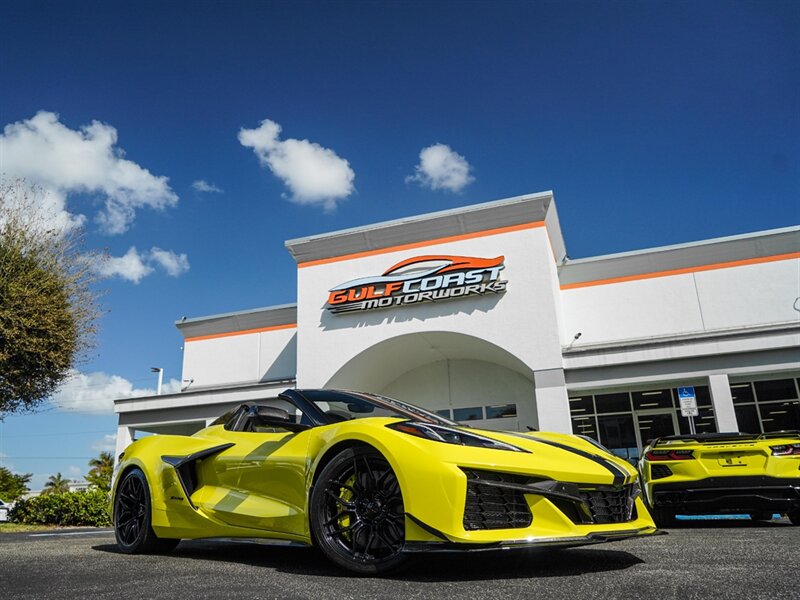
[66, 465, 82, 479]
[407, 143, 474, 192]
[238, 119, 354, 210]
[192, 179, 223, 193]
[149, 247, 190, 277]
[94, 246, 190, 283]
[96, 246, 154, 283]
[50, 370, 183, 414]
[0, 111, 178, 234]
[91, 434, 117, 453]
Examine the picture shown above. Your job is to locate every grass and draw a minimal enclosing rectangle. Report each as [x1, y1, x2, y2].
[0, 522, 67, 533]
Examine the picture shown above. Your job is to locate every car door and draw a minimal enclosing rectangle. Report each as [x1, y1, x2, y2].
[194, 402, 312, 535]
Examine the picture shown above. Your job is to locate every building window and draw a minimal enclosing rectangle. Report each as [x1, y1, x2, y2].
[730, 383, 755, 404]
[453, 406, 483, 421]
[595, 393, 632, 414]
[734, 404, 760, 434]
[729, 377, 800, 433]
[688, 386, 713, 408]
[485, 404, 517, 419]
[632, 389, 672, 410]
[568, 396, 594, 415]
[597, 414, 637, 462]
[571, 416, 598, 440]
[754, 379, 798, 402]
[568, 386, 719, 460]
[758, 401, 800, 432]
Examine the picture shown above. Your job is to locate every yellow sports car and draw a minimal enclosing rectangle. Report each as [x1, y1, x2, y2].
[639, 431, 800, 527]
[112, 389, 657, 573]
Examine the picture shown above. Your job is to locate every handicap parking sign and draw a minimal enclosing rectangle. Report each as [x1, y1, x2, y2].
[678, 386, 699, 417]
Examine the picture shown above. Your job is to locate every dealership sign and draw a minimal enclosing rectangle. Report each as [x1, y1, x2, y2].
[326, 255, 507, 314]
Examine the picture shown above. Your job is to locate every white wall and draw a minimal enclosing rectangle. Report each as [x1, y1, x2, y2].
[295, 226, 565, 389]
[182, 328, 296, 388]
[695, 259, 800, 330]
[561, 258, 800, 346]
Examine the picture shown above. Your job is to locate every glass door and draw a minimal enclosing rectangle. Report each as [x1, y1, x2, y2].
[636, 410, 679, 447]
[597, 414, 639, 464]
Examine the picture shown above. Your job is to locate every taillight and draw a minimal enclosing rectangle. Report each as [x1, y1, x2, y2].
[645, 449, 694, 461]
[770, 443, 800, 456]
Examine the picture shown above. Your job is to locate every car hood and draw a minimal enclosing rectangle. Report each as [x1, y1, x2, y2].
[449, 425, 638, 485]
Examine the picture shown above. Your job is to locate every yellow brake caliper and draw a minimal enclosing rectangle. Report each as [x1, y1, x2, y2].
[338, 474, 356, 540]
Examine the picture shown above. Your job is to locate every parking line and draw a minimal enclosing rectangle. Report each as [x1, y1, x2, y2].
[29, 529, 114, 537]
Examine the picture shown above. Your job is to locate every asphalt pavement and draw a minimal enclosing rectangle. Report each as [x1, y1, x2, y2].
[0, 519, 797, 600]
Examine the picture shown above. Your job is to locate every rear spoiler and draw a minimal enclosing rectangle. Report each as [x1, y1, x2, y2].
[653, 430, 800, 445]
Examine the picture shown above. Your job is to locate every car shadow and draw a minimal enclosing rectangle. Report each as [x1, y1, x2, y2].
[666, 517, 794, 529]
[92, 541, 644, 581]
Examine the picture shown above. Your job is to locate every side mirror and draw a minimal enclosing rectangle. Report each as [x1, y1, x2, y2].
[250, 406, 311, 433]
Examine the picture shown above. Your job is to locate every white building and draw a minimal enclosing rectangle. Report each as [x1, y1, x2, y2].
[114, 191, 800, 463]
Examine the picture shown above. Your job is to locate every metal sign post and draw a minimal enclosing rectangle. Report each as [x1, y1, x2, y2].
[678, 386, 699, 435]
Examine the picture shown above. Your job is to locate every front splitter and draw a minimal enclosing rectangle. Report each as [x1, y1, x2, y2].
[403, 526, 661, 553]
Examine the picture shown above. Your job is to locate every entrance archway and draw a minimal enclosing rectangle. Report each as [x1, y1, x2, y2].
[325, 332, 537, 431]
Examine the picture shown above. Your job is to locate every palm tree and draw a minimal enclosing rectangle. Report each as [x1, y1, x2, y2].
[86, 451, 114, 491]
[42, 472, 71, 494]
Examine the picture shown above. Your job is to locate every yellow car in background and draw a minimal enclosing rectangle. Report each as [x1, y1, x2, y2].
[640, 431, 800, 527]
[111, 389, 657, 574]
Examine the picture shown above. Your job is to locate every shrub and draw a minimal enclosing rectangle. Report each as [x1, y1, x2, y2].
[10, 489, 111, 527]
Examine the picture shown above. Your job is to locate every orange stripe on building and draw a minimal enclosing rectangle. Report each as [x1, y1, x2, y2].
[560, 252, 800, 290]
[297, 221, 546, 268]
[185, 322, 297, 342]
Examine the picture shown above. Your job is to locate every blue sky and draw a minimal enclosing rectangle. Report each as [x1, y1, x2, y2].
[0, 1, 797, 490]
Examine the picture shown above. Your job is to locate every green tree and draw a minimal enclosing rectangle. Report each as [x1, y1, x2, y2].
[0, 466, 32, 502]
[0, 180, 101, 417]
[42, 472, 71, 495]
[85, 451, 113, 491]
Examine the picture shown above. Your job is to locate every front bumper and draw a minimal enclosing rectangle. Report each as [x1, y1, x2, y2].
[403, 526, 660, 553]
[651, 476, 800, 513]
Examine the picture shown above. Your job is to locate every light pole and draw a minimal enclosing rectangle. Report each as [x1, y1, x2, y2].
[151, 367, 163, 395]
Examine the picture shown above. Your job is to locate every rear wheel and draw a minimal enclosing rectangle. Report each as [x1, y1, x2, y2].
[310, 447, 406, 575]
[114, 468, 180, 554]
[788, 510, 800, 526]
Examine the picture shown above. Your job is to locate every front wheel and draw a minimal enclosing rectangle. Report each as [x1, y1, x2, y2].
[114, 468, 180, 554]
[310, 447, 407, 575]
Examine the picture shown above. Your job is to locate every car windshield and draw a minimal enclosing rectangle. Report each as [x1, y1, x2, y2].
[301, 390, 457, 426]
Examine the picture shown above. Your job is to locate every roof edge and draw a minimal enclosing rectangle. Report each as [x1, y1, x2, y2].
[284, 190, 554, 249]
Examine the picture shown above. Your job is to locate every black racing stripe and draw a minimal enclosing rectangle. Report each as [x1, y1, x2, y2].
[526, 437, 629, 486]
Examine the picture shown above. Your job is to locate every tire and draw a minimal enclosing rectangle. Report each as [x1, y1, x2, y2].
[749, 512, 773, 522]
[650, 506, 677, 528]
[310, 447, 407, 575]
[788, 510, 800, 526]
[114, 468, 180, 554]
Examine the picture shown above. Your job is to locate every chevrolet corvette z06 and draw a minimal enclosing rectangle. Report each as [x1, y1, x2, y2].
[112, 389, 657, 574]
[640, 431, 800, 527]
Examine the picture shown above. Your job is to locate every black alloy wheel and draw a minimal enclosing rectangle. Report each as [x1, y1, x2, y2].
[114, 468, 180, 554]
[310, 447, 407, 574]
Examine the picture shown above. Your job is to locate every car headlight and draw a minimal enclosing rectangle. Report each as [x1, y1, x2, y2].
[386, 421, 530, 453]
